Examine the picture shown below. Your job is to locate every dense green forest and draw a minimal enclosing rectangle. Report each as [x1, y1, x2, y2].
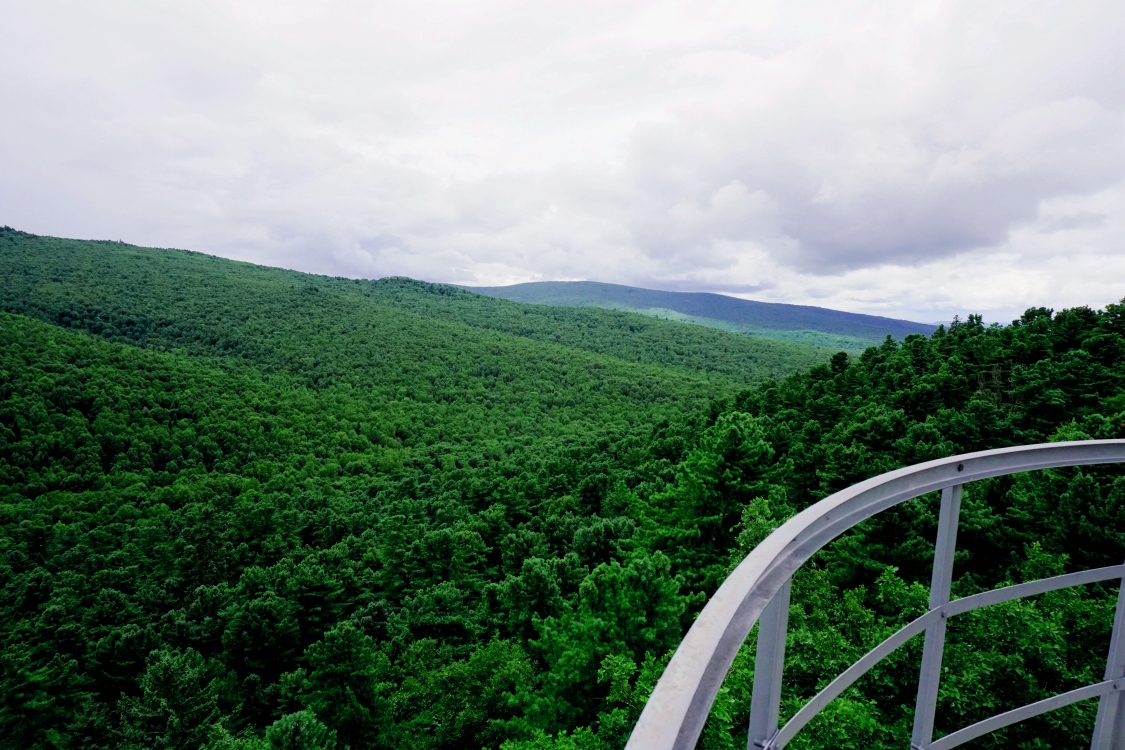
[2, 226, 1125, 749]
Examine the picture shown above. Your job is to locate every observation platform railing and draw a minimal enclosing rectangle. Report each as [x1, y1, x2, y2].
[625, 440, 1125, 750]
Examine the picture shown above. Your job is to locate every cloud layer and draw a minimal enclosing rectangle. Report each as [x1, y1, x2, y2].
[2, 0, 1123, 322]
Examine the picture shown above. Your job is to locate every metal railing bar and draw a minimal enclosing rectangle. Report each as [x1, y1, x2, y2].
[912, 485, 963, 748]
[747, 578, 792, 748]
[626, 440, 1125, 750]
[925, 680, 1121, 750]
[944, 565, 1125, 618]
[771, 564, 1125, 748]
[772, 610, 939, 747]
[1090, 566, 1125, 748]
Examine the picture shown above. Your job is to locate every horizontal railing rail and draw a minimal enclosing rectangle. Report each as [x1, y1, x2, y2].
[624, 440, 1125, 750]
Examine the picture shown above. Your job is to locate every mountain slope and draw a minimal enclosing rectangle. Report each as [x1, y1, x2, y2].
[0, 228, 794, 748]
[467, 280, 937, 348]
[3, 225, 1125, 750]
[0, 230, 832, 387]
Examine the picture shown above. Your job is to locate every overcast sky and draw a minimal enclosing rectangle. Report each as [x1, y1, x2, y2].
[2, 0, 1124, 323]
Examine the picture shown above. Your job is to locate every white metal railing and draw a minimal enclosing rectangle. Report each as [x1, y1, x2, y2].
[625, 440, 1125, 750]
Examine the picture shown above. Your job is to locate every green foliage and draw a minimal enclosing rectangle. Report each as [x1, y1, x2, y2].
[206, 711, 336, 750]
[643, 412, 781, 596]
[0, 644, 88, 750]
[279, 621, 392, 748]
[2, 226, 1125, 749]
[118, 647, 239, 750]
[264, 711, 336, 750]
[588, 305, 878, 354]
[531, 554, 685, 730]
[0, 231, 829, 388]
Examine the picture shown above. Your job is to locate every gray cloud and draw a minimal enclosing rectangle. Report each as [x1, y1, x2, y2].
[1, 0, 1123, 322]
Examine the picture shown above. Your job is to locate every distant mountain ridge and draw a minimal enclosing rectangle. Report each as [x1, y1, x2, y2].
[466, 280, 937, 348]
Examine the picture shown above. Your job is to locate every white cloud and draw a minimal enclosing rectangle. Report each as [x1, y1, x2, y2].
[1, 0, 1123, 322]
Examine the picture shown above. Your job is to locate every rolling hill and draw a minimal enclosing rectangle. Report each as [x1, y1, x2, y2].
[0, 227, 817, 748]
[466, 280, 938, 350]
[3, 226, 1122, 750]
[0, 231, 835, 388]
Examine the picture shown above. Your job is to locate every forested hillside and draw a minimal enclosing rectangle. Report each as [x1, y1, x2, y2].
[467, 280, 937, 350]
[2, 227, 1125, 750]
[0, 232, 831, 388]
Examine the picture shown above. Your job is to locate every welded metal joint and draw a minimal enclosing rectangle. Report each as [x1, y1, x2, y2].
[750, 733, 778, 750]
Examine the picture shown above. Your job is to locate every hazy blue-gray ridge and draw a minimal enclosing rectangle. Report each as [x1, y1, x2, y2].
[466, 280, 937, 344]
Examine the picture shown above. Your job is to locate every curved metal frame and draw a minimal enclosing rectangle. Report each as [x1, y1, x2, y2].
[625, 440, 1125, 750]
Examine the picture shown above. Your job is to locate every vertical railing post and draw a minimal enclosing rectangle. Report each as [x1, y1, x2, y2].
[747, 577, 792, 749]
[911, 484, 962, 748]
[1091, 566, 1125, 749]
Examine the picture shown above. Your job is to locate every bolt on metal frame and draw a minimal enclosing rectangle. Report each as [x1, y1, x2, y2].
[624, 440, 1125, 750]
